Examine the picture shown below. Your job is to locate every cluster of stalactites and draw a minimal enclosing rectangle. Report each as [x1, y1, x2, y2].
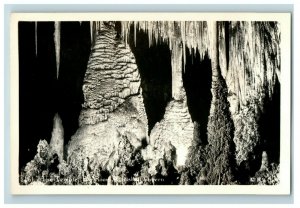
[34, 20, 280, 107]
[120, 21, 215, 100]
[227, 21, 280, 107]
[90, 21, 280, 107]
[120, 21, 215, 69]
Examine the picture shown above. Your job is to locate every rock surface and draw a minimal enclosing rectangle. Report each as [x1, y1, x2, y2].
[147, 96, 194, 168]
[79, 22, 143, 126]
[67, 22, 148, 170]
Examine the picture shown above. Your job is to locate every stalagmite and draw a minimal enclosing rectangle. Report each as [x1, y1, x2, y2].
[205, 22, 235, 184]
[50, 113, 64, 162]
[124, 21, 195, 168]
[259, 151, 269, 172]
[68, 22, 148, 170]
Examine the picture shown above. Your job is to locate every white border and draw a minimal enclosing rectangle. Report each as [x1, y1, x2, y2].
[10, 12, 291, 195]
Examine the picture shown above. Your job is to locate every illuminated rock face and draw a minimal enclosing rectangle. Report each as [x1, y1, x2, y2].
[79, 22, 143, 126]
[67, 22, 148, 168]
[148, 98, 194, 167]
[49, 114, 64, 162]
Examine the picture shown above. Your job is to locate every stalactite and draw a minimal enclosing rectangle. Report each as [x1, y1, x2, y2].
[90, 21, 93, 45]
[90, 21, 103, 46]
[54, 21, 60, 79]
[121, 21, 212, 61]
[228, 21, 280, 109]
[120, 21, 216, 101]
[180, 21, 186, 71]
[121, 21, 279, 108]
[226, 21, 281, 167]
[171, 40, 184, 100]
[209, 21, 218, 82]
[134, 21, 137, 46]
[218, 22, 228, 79]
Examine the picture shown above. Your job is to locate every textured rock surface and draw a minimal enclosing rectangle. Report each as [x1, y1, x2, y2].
[225, 22, 280, 166]
[79, 22, 142, 126]
[224, 21, 280, 119]
[204, 22, 235, 185]
[122, 21, 281, 167]
[147, 96, 194, 168]
[206, 72, 235, 184]
[67, 22, 148, 170]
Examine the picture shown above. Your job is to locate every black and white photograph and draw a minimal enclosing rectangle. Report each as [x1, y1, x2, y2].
[10, 13, 291, 194]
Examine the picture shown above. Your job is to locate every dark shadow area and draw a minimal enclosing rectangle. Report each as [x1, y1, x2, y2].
[237, 76, 280, 183]
[57, 22, 91, 148]
[19, 21, 91, 169]
[19, 22, 57, 170]
[237, 143, 263, 184]
[124, 24, 172, 133]
[19, 22, 38, 170]
[182, 49, 212, 145]
[259, 76, 281, 164]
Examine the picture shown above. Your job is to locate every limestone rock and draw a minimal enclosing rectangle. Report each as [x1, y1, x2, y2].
[79, 22, 142, 126]
[67, 22, 148, 171]
[49, 114, 64, 162]
[147, 96, 194, 169]
[259, 151, 269, 172]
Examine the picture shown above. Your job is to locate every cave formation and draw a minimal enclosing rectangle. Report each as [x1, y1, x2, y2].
[19, 21, 281, 185]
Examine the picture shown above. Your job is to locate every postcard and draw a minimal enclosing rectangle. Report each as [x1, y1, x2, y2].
[10, 12, 291, 194]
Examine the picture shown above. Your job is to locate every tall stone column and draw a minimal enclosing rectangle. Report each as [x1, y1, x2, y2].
[171, 40, 184, 101]
[146, 23, 194, 170]
[67, 22, 148, 172]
